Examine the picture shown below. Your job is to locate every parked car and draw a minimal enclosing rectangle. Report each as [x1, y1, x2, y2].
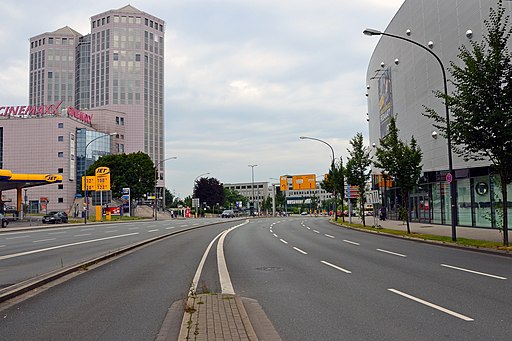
[221, 209, 235, 218]
[0, 213, 8, 228]
[42, 211, 68, 224]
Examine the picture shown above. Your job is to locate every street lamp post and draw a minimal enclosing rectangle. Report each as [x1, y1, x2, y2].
[193, 172, 210, 217]
[300, 136, 337, 221]
[83, 132, 117, 224]
[363, 28, 457, 241]
[248, 164, 258, 216]
[154, 156, 177, 221]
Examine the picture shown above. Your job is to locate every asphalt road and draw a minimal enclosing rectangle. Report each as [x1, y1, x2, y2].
[1, 217, 511, 340]
[225, 217, 512, 340]
[0, 218, 225, 289]
[0, 219, 239, 341]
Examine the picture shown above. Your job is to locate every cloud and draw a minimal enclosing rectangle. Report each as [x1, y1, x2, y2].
[0, 0, 403, 197]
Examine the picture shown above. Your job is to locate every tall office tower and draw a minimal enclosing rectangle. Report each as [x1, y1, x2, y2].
[89, 5, 166, 190]
[75, 34, 91, 111]
[29, 27, 82, 109]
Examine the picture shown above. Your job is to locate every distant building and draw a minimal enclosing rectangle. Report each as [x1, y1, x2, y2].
[0, 5, 165, 213]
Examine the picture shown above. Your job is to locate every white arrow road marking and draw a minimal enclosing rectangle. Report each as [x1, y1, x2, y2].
[388, 289, 474, 321]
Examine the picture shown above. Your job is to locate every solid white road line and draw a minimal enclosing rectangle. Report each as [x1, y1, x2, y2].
[324, 234, 335, 239]
[293, 247, 308, 255]
[217, 221, 249, 295]
[321, 260, 352, 274]
[0, 233, 139, 261]
[280, 239, 288, 244]
[441, 264, 507, 280]
[388, 288, 474, 321]
[377, 248, 406, 257]
[343, 240, 360, 245]
[189, 230, 225, 295]
[33, 238, 56, 243]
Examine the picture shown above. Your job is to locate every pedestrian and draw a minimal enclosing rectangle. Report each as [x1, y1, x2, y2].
[380, 206, 387, 221]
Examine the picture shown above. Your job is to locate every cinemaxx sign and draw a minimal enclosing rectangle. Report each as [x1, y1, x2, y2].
[0, 101, 92, 125]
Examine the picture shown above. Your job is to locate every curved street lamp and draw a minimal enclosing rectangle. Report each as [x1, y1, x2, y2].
[299, 136, 337, 221]
[154, 156, 177, 221]
[363, 28, 457, 241]
[83, 132, 117, 224]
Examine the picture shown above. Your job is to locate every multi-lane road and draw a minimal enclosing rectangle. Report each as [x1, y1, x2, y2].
[1, 217, 511, 340]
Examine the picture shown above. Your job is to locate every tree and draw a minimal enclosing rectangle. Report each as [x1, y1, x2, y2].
[164, 188, 175, 208]
[194, 177, 225, 208]
[320, 157, 345, 221]
[345, 133, 372, 226]
[374, 117, 423, 233]
[224, 187, 246, 209]
[424, 0, 512, 245]
[87, 152, 155, 200]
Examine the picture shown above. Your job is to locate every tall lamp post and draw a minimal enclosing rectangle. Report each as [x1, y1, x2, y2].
[193, 172, 210, 217]
[300, 136, 337, 221]
[248, 164, 258, 216]
[83, 132, 117, 224]
[363, 28, 457, 241]
[154, 156, 177, 221]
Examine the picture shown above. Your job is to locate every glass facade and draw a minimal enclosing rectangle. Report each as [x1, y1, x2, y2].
[75, 129, 112, 193]
[374, 167, 511, 229]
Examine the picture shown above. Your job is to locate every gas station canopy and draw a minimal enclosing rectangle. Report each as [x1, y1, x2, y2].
[0, 169, 63, 191]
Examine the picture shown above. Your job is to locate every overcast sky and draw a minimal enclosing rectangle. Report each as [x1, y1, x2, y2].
[0, 0, 403, 198]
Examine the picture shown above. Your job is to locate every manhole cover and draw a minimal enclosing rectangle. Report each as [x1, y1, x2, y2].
[256, 267, 284, 272]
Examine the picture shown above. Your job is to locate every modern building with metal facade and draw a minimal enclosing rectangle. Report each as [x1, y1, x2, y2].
[366, 0, 512, 229]
[0, 5, 163, 214]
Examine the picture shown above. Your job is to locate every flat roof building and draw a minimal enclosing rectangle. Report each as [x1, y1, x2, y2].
[0, 4, 165, 214]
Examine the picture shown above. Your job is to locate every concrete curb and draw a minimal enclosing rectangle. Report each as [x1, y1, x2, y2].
[330, 220, 512, 258]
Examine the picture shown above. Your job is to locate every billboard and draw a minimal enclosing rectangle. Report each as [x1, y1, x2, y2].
[292, 174, 316, 190]
[378, 67, 393, 138]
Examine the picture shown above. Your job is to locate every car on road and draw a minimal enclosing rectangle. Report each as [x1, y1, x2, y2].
[42, 211, 68, 224]
[0, 213, 8, 228]
[221, 209, 235, 218]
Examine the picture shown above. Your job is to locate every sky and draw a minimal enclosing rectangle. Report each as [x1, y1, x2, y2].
[0, 0, 404, 199]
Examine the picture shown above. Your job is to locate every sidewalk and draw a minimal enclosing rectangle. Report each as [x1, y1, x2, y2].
[347, 216, 506, 243]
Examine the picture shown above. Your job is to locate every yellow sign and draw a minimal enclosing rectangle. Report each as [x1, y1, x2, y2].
[82, 176, 97, 191]
[292, 174, 316, 190]
[95, 167, 111, 190]
[44, 174, 59, 183]
[280, 176, 288, 191]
